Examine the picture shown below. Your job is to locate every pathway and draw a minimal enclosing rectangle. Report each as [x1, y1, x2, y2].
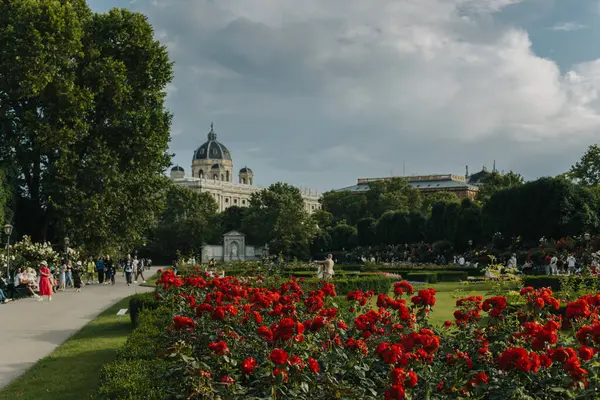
[0, 267, 160, 389]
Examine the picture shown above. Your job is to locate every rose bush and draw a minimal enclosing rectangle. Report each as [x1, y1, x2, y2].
[104, 268, 600, 399]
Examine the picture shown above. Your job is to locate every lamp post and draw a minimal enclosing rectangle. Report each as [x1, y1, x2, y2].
[3, 224, 13, 279]
[64, 236, 70, 266]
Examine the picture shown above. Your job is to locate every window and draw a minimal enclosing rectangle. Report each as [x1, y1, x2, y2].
[226, 171, 230, 181]
[242, 200, 246, 205]
[199, 170, 204, 179]
[225, 198, 229, 203]
[242, 178, 246, 184]
[221, 174, 224, 181]
[213, 174, 218, 180]
[234, 199, 238, 204]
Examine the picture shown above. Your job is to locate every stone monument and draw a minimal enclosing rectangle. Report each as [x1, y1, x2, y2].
[201, 230, 262, 263]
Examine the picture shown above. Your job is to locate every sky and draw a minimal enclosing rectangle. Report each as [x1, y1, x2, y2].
[87, 0, 600, 192]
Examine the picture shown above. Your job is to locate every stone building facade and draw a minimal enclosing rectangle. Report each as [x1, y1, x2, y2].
[170, 124, 321, 213]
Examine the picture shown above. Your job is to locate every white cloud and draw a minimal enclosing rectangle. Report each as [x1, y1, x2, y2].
[125, 0, 600, 187]
[550, 22, 587, 32]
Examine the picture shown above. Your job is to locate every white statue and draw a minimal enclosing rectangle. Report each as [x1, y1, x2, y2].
[231, 242, 238, 258]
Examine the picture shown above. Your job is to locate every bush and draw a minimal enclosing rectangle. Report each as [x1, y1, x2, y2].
[436, 271, 468, 282]
[97, 359, 171, 400]
[118, 307, 171, 361]
[129, 292, 158, 327]
[302, 275, 393, 295]
[522, 276, 561, 291]
[406, 272, 438, 283]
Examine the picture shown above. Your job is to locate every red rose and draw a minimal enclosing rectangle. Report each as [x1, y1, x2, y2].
[241, 357, 258, 375]
[269, 348, 289, 365]
[208, 341, 229, 355]
[579, 346, 595, 361]
[307, 357, 319, 374]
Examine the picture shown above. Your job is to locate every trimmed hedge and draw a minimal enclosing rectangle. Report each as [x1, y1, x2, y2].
[302, 275, 393, 295]
[522, 276, 561, 291]
[129, 292, 158, 327]
[97, 359, 170, 400]
[117, 307, 171, 361]
[522, 275, 600, 293]
[437, 271, 468, 282]
[406, 272, 438, 283]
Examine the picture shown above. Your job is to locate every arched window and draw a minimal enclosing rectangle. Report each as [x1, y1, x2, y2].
[226, 171, 230, 181]
[213, 174, 218, 180]
[199, 170, 204, 179]
[221, 174, 224, 181]
[249, 178, 253, 185]
[242, 178, 246, 184]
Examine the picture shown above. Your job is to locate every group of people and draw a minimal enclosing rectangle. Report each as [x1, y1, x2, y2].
[0, 255, 152, 304]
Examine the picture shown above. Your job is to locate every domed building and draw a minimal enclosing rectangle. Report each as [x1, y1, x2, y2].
[170, 123, 320, 213]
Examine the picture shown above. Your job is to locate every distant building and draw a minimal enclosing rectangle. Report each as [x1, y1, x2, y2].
[336, 168, 493, 200]
[169, 124, 321, 213]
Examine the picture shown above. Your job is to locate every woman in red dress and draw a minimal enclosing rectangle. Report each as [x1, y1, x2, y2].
[38, 261, 53, 302]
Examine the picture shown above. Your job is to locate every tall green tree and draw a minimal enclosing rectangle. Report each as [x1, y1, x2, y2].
[320, 190, 366, 226]
[243, 183, 317, 258]
[476, 171, 524, 203]
[569, 144, 600, 186]
[366, 178, 421, 218]
[0, 170, 10, 226]
[0, 3, 173, 252]
[217, 206, 248, 237]
[147, 184, 218, 262]
[420, 191, 459, 216]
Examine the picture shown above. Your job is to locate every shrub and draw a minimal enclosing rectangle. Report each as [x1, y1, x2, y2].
[97, 359, 171, 400]
[522, 276, 561, 291]
[436, 271, 468, 282]
[302, 275, 393, 295]
[406, 272, 438, 283]
[118, 307, 171, 361]
[129, 292, 158, 327]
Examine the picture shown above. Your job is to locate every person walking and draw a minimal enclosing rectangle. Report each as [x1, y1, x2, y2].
[104, 256, 114, 285]
[133, 257, 146, 284]
[96, 257, 105, 284]
[58, 259, 67, 291]
[38, 261, 53, 301]
[65, 261, 73, 288]
[124, 260, 133, 286]
[73, 261, 83, 292]
[86, 257, 95, 284]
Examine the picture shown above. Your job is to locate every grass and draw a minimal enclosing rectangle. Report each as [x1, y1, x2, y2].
[0, 297, 134, 400]
[334, 281, 520, 327]
[141, 271, 160, 288]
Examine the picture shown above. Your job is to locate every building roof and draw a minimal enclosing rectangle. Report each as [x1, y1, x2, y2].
[335, 174, 479, 193]
[239, 167, 253, 174]
[193, 123, 232, 161]
[171, 165, 184, 172]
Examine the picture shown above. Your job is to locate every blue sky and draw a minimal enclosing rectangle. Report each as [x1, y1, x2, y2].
[87, 0, 600, 192]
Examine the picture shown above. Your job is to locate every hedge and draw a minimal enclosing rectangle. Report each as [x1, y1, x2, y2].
[129, 292, 158, 327]
[117, 306, 171, 361]
[437, 271, 468, 282]
[522, 275, 600, 292]
[97, 359, 171, 400]
[406, 272, 438, 283]
[302, 275, 393, 295]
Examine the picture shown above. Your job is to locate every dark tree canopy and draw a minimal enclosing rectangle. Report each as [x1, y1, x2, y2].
[0, 2, 173, 253]
[569, 144, 600, 186]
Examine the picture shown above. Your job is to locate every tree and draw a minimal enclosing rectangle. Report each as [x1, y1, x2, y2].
[320, 190, 366, 226]
[147, 184, 218, 262]
[243, 183, 316, 258]
[356, 217, 376, 246]
[421, 191, 459, 216]
[569, 144, 600, 186]
[311, 209, 334, 230]
[366, 178, 421, 218]
[0, 170, 11, 226]
[0, 3, 173, 252]
[476, 171, 524, 202]
[328, 224, 357, 251]
[217, 206, 248, 237]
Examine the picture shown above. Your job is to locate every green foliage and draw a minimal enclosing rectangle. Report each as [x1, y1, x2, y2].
[0, 3, 173, 252]
[569, 144, 600, 186]
[320, 190, 367, 226]
[483, 177, 599, 242]
[328, 223, 357, 251]
[476, 171, 524, 203]
[128, 292, 158, 327]
[365, 177, 421, 218]
[421, 191, 459, 216]
[97, 359, 170, 400]
[0, 170, 11, 226]
[406, 272, 439, 283]
[302, 275, 393, 295]
[522, 276, 561, 291]
[436, 271, 468, 282]
[216, 206, 247, 237]
[243, 183, 317, 257]
[147, 183, 218, 262]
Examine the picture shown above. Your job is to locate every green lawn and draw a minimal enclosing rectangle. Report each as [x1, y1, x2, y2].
[0, 298, 134, 400]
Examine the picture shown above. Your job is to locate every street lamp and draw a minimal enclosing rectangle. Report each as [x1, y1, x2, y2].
[3, 224, 13, 279]
[584, 233, 591, 242]
[64, 236, 70, 265]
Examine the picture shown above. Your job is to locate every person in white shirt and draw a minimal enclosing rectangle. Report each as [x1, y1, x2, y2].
[507, 254, 517, 269]
[567, 254, 576, 274]
[458, 256, 465, 266]
[550, 256, 558, 275]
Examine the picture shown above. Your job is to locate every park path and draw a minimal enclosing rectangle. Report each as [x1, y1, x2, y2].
[0, 266, 160, 389]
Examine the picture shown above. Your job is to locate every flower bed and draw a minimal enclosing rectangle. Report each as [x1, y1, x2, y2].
[100, 269, 600, 399]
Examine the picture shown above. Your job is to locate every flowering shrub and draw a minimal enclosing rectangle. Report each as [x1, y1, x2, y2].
[8, 236, 60, 270]
[105, 268, 600, 399]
